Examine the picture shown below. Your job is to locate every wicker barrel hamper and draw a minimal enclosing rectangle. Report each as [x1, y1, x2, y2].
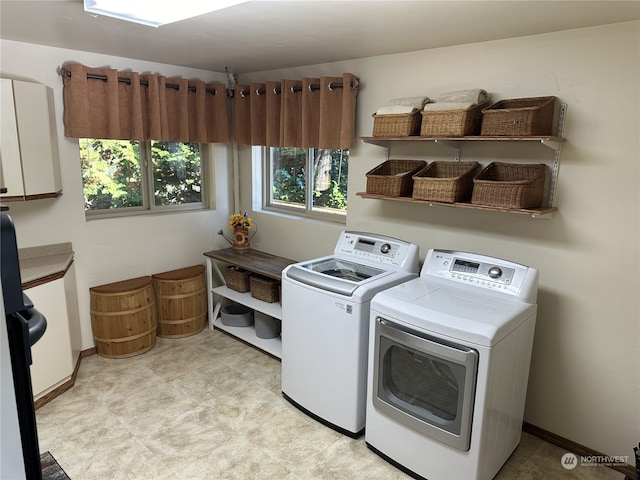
[90, 276, 157, 358]
[152, 265, 207, 338]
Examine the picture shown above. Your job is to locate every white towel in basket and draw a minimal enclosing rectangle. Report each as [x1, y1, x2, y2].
[388, 96, 431, 108]
[375, 105, 419, 115]
[423, 102, 477, 112]
[436, 89, 488, 105]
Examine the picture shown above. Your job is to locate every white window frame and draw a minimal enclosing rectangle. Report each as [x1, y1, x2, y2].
[82, 140, 209, 218]
[257, 146, 347, 224]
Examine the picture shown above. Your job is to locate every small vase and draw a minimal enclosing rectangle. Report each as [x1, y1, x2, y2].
[232, 226, 250, 251]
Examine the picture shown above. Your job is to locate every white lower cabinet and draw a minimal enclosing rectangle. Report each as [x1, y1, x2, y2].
[26, 266, 81, 399]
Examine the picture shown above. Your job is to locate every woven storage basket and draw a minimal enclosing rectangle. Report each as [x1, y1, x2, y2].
[250, 275, 280, 303]
[420, 102, 489, 137]
[480, 96, 556, 136]
[372, 111, 421, 137]
[366, 159, 427, 197]
[223, 266, 251, 293]
[471, 162, 546, 209]
[412, 161, 479, 203]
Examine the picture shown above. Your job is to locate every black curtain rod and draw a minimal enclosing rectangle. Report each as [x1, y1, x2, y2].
[242, 79, 359, 98]
[62, 69, 358, 99]
[62, 69, 224, 96]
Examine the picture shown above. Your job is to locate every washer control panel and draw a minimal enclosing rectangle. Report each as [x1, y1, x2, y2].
[422, 249, 538, 301]
[334, 231, 419, 271]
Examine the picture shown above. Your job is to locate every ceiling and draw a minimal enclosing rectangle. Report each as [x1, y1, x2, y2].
[1, 1, 639, 74]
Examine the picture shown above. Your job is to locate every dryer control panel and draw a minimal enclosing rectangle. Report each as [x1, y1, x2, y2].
[422, 249, 538, 302]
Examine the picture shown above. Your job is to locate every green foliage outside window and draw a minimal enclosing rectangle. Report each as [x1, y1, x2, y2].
[80, 139, 143, 210]
[271, 147, 348, 212]
[80, 139, 202, 211]
[151, 141, 202, 206]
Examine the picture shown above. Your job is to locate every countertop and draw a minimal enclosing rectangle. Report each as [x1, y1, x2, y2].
[19, 242, 74, 289]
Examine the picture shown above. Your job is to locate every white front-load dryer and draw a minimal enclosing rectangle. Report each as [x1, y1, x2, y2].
[366, 249, 538, 480]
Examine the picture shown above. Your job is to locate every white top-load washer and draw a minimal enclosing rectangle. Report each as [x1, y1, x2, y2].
[281, 231, 419, 437]
[366, 249, 538, 480]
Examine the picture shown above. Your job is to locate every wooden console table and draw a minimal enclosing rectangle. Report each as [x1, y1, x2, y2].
[203, 248, 296, 358]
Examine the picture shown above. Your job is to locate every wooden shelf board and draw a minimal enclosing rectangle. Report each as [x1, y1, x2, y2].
[212, 285, 283, 319]
[356, 192, 557, 217]
[360, 135, 565, 145]
[204, 248, 295, 280]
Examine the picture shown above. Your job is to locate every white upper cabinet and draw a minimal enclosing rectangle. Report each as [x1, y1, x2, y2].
[0, 79, 62, 201]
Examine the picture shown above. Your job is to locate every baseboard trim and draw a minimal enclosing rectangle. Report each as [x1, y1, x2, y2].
[523, 422, 636, 479]
[33, 378, 73, 410]
[34, 347, 97, 410]
[80, 347, 97, 358]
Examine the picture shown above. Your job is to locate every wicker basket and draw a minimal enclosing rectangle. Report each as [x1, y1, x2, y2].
[420, 102, 489, 137]
[366, 159, 427, 197]
[372, 111, 421, 137]
[471, 162, 546, 209]
[223, 266, 251, 293]
[480, 96, 556, 136]
[249, 275, 280, 303]
[412, 162, 479, 203]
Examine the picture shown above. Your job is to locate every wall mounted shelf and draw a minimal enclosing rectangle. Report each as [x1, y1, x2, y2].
[356, 192, 557, 218]
[360, 103, 568, 214]
[360, 135, 565, 149]
[359, 104, 567, 219]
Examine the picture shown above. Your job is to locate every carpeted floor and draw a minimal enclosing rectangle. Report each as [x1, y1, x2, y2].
[41, 451, 71, 480]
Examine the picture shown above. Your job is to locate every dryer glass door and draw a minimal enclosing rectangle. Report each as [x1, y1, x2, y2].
[372, 317, 478, 451]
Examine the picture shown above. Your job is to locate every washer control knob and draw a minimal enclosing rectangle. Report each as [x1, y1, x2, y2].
[488, 266, 503, 279]
[380, 243, 391, 254]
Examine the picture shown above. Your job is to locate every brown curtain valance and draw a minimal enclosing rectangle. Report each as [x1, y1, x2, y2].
[235, 73, 359, 149]
[61, 63, 230, 143]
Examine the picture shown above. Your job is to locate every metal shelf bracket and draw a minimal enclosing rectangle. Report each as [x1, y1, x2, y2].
[545, 103, 567, 210]
[434, 139, 462, 161]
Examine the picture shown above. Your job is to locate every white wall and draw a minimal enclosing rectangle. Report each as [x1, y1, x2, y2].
[0, 40, 234, 349]
[240, 22, 640, 463]
[1, 20, 637, 465]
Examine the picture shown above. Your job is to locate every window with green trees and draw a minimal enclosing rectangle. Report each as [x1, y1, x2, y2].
[265, 147, 348, 221]
[80, 139, 205, 215]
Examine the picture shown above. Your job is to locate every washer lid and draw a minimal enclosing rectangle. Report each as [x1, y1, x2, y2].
[285, 258, 389, 296]
[302, 258, 386, 281]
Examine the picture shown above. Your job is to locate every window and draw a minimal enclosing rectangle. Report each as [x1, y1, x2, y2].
[264, 147, 348, 221]
[80, 139, 206, 215]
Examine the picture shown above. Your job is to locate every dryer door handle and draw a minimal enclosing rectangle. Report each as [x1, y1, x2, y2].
[376, 317, 477, 365]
